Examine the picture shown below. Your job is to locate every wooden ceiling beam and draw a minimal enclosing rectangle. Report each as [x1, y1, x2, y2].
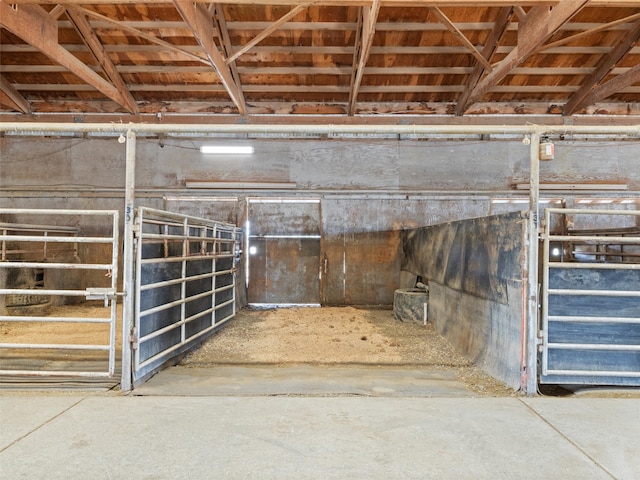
[225, 4, 309, 64]
[6, 1, 639, 6]
[429, 7, 492, 71]
[6, 43, 635, 56]
[574, 63, 640, 112]
[563, 20, 640, 115]
[14, 64, 629, 76]
[173, 0, 246, 114]
[0, 2, 137, 113]
[212, 4, 243, 91]
[539, 12, 640, 52]
[7, 101, 640, 120]
[65, 7, 138, 114]
[457, 0, 588, 114]
[455, 6, 513, 115]
[0, 75, 31, 114]
[348, 0, 381, 115]
[76, 6, 210, 65]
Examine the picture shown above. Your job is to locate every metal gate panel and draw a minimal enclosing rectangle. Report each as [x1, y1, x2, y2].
[540, 208, 640, 385]
[0, 209, 119, 378]
[132, 207, 240, 383]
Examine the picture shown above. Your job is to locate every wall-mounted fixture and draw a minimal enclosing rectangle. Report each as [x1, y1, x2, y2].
[200, 145, 254, 154]
[539, 137, 554, 161]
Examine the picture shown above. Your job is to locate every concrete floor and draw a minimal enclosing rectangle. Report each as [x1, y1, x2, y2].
[1, 366, 639, 480]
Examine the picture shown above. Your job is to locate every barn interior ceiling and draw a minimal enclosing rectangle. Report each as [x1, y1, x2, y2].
[1, 0, 639, 126]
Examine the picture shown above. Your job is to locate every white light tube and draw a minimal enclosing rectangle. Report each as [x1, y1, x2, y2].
[200, 145, 254, 154]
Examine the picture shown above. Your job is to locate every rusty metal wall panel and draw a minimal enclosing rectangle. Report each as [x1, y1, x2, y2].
[248, 200, 320, 236]
[164, 198, 241, 225]
[319, 238, 345, 306]
[247, 237, 267, 304]
[248, 238, 320, 304]
[247, 200, 320, 304]
[344, 231, 401, 305]
[320, 197, 491, 305]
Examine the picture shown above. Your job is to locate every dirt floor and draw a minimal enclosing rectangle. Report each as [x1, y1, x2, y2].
[181, 306, 517, 397]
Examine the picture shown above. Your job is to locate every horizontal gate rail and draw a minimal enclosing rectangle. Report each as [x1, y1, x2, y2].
[548, 315, 640, 324]
[0, 343, 111, 351]
[547, 343, 640, 351]
[0, 235, 114, 244]
[541, 370, 640, 378]
[0, 209, 119, 378]
[549, 262, 640, 270]
[540, 207, 640, 384]
[548, 289, 640, 297]
[133, 207, 240, 383]
[0, 315, 111, 323]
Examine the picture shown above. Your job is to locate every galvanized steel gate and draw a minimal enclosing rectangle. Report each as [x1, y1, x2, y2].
[540, 208, 640, 386]
[0, 209, 119, 378]
[131, 207, 240, 384]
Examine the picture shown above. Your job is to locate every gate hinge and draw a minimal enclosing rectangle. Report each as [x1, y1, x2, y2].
[129, 329, 138, 349]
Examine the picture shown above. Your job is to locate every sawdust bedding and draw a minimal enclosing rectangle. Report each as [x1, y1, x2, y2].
[181, 306, 515, 397]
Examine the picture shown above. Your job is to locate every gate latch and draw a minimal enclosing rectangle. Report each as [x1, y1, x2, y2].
[85, 287, 117, 306]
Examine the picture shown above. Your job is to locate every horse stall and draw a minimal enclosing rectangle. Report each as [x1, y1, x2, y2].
[0, 209, 120, 383]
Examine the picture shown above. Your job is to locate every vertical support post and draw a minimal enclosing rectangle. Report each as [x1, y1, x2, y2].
[109, 211, 120, 377]
[181, 217, 187, 344]
[524, 131, 541, 395]
[212, 224, 217, 326]
[121, 130, 136, 392]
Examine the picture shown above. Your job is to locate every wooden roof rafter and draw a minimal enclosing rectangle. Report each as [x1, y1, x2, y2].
[348, 0, 380, 115]
[576, 62, 640, 110]
[564, 20, 640, 115]
[225, 4, 311, 65]
[457, 0, 589, 114]
[211, 4, 243, 89]
[0, 74, 31, 114]
[173, 0, 246, 114]
[65, 6, 138, 114]
[0, 2, 139, 114]
[538, 11, 640, 53]
[73, 6, 211, 65]
[429, 7, 493, 71]
[455, 6, 514, 116]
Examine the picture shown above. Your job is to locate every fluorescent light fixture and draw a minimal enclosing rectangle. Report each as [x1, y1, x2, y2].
[200, 145, 254, 154]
